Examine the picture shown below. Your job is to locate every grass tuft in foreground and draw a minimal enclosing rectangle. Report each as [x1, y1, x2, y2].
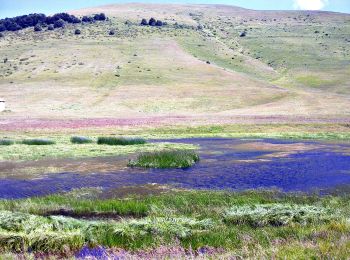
[0, 139, 14, 146]
[223, 203, 333, 227]
[128, 150, 200, 169]
[97, 137, 146, 146]
[0, 210, 211, 253]
[70, 136, 94, 144]
[21, 139, 56, 145]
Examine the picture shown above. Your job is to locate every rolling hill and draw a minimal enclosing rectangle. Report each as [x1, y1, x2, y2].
[0, 3, 349, 128]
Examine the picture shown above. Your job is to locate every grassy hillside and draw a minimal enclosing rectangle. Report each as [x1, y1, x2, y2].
[0, 4, 349, 124]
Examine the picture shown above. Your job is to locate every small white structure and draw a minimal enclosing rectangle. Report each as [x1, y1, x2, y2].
[0, 99, 5, 112]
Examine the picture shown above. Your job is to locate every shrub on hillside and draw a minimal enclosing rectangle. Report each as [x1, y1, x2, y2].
[109, 30, 115, 35]
[4, 21, 22, 31]
[47, 25, 54, 31]
[94, 13, 106, 21]
[82, 16, 94, 23]
[46, 13, 81, 24]
[70, 16, 81, 24]
[0, 24, 6, 32]
[74, 29, 81, 35]
[148, 18, 156, 26]
[0, 33, 3, 38]
[155, 20, 163, 26]
[140, 18, 164, 27]
[34, 25, 42, 32]
[240, 31, 247, 37]
[0, 13, 82, 33]
[140, 18, 148, 26]
[54, 19, 65, 28]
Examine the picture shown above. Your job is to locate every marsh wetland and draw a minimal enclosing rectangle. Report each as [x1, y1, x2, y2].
[1, 138, 350, 199]
[1, 2, 350, 258]
[0, 134, 349, 258]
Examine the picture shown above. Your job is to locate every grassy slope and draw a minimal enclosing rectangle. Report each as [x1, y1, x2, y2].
[0, 4, 349, 122]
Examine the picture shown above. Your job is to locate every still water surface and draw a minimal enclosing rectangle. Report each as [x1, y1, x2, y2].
[1, 138, 350, 199]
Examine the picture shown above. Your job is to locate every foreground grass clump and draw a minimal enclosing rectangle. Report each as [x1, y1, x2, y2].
[0, 189, 348, 258]
[128, 150, 200, 169]
[0, 211, 85, 253]
[224, 204, 332, 227]
[0, 139, 14, 146]
[70, 136, 93, 144]
[21, 139, 56, 145]
[0, 210, 211, 253]
[97, 137, 146, 146]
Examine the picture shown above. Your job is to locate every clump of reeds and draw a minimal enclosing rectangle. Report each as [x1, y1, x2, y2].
[128, 150, 200, 169]
[21, 139, 56, 145]
[97, 137, 146, 146]
[0, 139, 14, 146]
[70, 136, 93, 144]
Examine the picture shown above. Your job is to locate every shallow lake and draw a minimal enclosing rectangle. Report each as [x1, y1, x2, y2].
[1, 138, 350, 199]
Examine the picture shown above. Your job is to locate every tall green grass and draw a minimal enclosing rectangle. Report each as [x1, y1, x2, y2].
[0, 210, 212, 253]
[223, 204, 333, 227]
[97, 137, 146, 146]
[128, 150, 200, 169]
[0, 139, 14, 146]
[21, 139, 56, 145]
[70, 136, 93, 144]
[0, 190, 348, 257]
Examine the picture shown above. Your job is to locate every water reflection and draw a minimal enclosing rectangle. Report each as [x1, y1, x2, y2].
[1, 138, 350, 198]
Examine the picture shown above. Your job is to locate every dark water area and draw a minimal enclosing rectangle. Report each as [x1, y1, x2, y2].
[1, 138, 350, 199]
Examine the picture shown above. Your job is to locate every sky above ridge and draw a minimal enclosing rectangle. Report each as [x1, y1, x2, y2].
[0, 0, 349, 18]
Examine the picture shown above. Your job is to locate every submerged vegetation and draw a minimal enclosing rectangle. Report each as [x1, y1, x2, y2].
[97, 137, 146, 146]
[0, 189, 348, 258]
[128, 150, 200, 169]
